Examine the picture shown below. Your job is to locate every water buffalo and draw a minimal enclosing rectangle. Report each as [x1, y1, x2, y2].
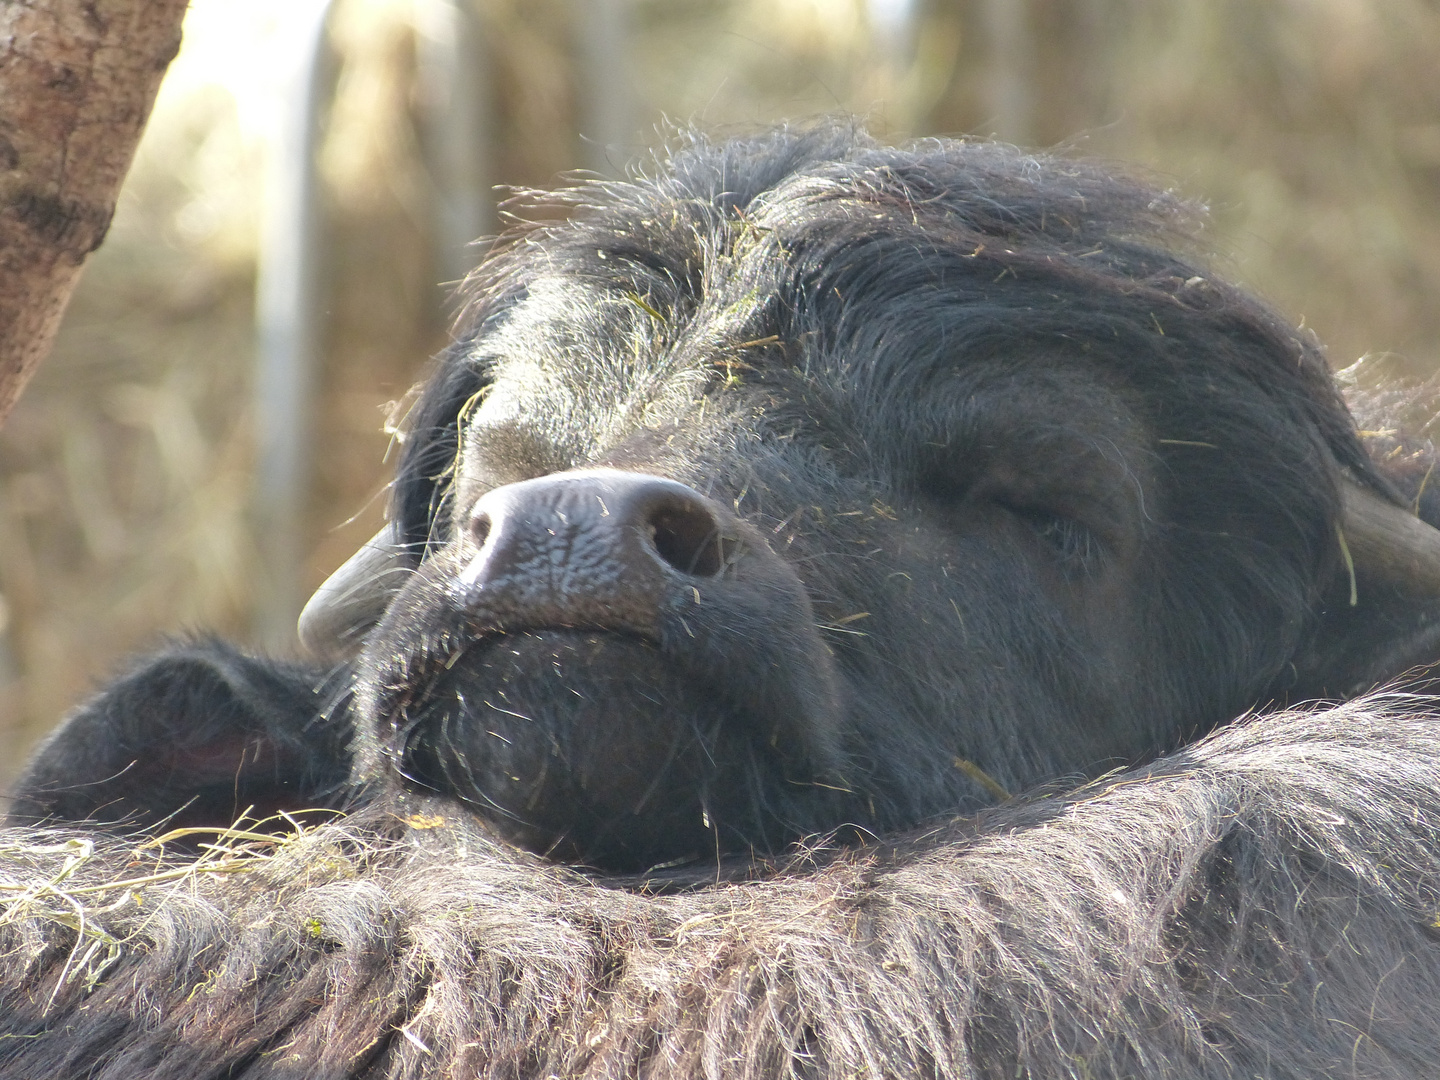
[5, 123, 1440, 1079]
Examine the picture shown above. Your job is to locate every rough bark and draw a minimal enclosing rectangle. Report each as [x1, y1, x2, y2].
[0, 0, 188, 424]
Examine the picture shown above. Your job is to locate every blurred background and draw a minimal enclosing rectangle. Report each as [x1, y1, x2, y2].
[2, 0, 1439, 780]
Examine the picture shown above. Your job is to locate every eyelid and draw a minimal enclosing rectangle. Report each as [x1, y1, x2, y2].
[1001, 501, 1104, 569]
[940, 460, 1136, 566]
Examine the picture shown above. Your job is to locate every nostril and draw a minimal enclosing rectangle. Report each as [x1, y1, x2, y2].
[470, 512, 492, 549]
[649, 502, 724, 577]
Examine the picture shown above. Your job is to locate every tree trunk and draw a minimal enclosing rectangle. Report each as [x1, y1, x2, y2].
[0, 0, 189, 424]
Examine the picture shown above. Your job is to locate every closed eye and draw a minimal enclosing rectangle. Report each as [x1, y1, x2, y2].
[1005, 503, 1103, 572]
[916, 460, 1112, 574]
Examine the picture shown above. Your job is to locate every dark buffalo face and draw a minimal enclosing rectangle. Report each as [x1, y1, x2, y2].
[341, 127, 1376, 873]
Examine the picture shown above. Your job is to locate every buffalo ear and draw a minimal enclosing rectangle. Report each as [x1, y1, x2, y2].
[4, 641, 351, 835]
[1279, 480, 1440, 702]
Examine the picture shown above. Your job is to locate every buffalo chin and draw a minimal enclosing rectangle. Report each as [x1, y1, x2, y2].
[389, 629, 842, 871]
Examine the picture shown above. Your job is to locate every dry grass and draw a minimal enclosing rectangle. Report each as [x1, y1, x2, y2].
[0, 813, 352, 1003]
[1, 0, 1437, 784]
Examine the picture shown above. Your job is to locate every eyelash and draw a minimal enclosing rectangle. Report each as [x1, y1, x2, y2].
[918, 466, 1105, 575]
[1007, 504, 1101, 570]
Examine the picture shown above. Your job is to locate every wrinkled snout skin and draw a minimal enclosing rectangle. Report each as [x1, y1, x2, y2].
[350, 133, 1351, 873]
[360, 469, 845, 867]
[451, 470, 824, 672]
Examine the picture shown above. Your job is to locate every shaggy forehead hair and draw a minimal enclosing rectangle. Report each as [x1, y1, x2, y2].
[396, 123, 1376, 732]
